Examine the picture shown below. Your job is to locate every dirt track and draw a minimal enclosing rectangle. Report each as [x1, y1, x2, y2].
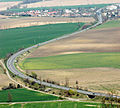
[0, 17, 94, 29]
[29, 27, 120, 58]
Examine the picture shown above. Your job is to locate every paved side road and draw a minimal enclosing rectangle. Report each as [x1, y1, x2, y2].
[6, 9, 120, 99]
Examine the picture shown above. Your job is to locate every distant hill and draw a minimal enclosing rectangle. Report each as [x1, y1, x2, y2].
[21, 0, 120, 8]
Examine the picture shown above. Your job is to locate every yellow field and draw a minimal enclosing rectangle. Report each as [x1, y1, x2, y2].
[22, 0, 120, 8]
[0, 17, 94, 29]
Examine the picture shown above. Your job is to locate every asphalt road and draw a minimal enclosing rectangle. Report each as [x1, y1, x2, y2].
[6, 9, 120, 99]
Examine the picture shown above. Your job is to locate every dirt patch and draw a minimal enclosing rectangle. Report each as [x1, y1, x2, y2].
[0, 17, 94, 29]
[28, 27, 120, 58]
[22, 0, 120, 8]
[85, 104, 97, 107]
[0, 61, 12, 89]
[0, 15, 9, 19]
[0, 73, 12, 89]
[27, 67, 120, 93]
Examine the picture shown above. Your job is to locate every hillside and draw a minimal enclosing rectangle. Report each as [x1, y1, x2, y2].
[21, 0, 120, 8]
[0, 23, 84, 58]
[20, 19, 120, 93]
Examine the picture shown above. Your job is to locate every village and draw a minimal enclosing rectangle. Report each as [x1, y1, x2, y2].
[0, 4, 120, 22]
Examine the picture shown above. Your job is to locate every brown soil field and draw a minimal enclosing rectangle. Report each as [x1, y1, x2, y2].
[22, 0, 120, 8]
[0, 70, 12, 90]
[0, 2, 21, 11]
[25, 27, 120, 93]
[27, 68, 120, 93]
[28, 27, 120, 58]
[0, 17, 94, 29]
[0, 15, 9, 19]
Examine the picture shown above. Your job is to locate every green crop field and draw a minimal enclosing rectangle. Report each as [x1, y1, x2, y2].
[23, 101, 100, 108]
[0, 88, 59, 102]
[19, 52, 120, 70]
[6, 4, 113, 12]
[95, 19, 120, 29]
[0, 23, 84, 58]
[0, 101, 100, 108]
[0, 104, 21, 108]
[0, 101, 118, 108]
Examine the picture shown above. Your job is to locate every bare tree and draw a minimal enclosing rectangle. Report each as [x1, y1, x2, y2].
[65, 77, 69, 87]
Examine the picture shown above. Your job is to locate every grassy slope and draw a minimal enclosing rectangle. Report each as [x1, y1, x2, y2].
[6, 4, 113, 12]
[0, 101, 100, 108]
[19, 52, 120, 70]
[0, 88, 59, 102]
[95, 19, 120, 29]
[0, 23, 84, 58]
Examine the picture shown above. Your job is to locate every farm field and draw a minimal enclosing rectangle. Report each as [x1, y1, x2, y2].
[28, 26, 120, 58]
[22, 101, 100, 108]
[0, 88, 59, 102]
[19, 52, 120, 70]
[0, 15, 9, 19]
[0, 23, 84, 58]
[0, 17, 94, 29]
[0, 101, 100, 108]
[0, 1, 21, 11]
[95, 19, 120, 29]
[21, 0, 120, 9]
[19, 53, 120, 92]
[21, 19, 120, 93]
[0, 66, 12, 89]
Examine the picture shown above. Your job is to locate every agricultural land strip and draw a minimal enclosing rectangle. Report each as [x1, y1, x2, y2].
[0, 101, 100, 108]
[0, 23, 84, 58]
[0, 1, 21, 11]
[21, 0, 120, 8]
[0, 62, 12, 89]
[0, 88, 59, 102]
[95, 19, 120, 29]
[0, 17, 94, 29]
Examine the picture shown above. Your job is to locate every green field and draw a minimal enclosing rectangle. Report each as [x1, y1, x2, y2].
[95, 19, 120, 29]
[6, 4, 113, 12]
[0, 104, 21, 108]
[0, 23, 84, 58]
[19, 52, 120, 70]
[0, 88, 59, 102]
[0, 101, 100, 108]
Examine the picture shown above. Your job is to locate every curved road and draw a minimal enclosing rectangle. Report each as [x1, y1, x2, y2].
[6, 9, 120, 99]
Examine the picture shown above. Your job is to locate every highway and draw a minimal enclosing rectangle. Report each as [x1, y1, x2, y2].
[6, 8, 120, 99]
